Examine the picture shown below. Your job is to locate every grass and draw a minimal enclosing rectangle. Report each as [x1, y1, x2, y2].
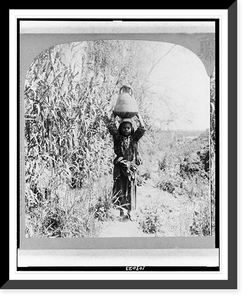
[135, 129, 211, 237]
[25, 128, 212, 238]
[25, 180, 117, 238]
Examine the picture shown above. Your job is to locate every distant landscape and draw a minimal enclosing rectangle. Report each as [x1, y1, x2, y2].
[156, 129, 206, 141]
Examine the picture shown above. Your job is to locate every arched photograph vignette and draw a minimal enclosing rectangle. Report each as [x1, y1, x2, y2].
[19, 21, 218, 253]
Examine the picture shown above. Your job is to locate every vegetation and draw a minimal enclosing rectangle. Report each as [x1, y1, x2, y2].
[24, 40, 215, 238]
[24, 41, 154, 237]
[135, 130, 211, 236]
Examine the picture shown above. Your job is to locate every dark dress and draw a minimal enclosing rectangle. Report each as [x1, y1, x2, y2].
[105, 117, 145, 213]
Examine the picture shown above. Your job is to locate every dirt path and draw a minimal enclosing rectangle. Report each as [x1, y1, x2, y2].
[136, 179, 184, 237]
[97, 178, 192, 238]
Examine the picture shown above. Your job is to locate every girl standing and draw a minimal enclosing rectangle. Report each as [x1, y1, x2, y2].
[104, 112, 146, 220]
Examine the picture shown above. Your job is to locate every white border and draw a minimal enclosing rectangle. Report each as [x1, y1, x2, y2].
[20, 20, 215, 34]
[9, 9, 228, 282]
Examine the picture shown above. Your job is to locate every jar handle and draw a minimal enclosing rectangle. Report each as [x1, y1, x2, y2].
[119, 85, 133, 96]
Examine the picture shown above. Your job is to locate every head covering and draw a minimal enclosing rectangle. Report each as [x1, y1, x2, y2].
[120, 118, 133, 125]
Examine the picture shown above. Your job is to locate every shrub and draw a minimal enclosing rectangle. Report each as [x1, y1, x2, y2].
[25, 183, 116, 238]
[137, 206, 162, 234]
[190, 205, 211, 236]
[156, 132, 209, 197]
[154, 132, 211, 237]
[92, 190, 119, 222]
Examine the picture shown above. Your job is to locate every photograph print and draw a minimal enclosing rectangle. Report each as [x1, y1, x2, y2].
[23, 21, 217, 241]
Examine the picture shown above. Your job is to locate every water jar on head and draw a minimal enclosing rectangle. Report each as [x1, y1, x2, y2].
[113, 85, 139, 118]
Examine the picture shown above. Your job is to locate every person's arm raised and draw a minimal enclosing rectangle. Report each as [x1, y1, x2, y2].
[137, 112, 145, 128]
[132, 112, 146, 141]
[103, 110, 118, 137]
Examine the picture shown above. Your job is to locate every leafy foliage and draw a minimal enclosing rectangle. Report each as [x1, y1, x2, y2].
[210, 70, 216, 235]
[24, 41, 155, 237]
[154, 131, 211, 236]
[137, 206, 162, 234]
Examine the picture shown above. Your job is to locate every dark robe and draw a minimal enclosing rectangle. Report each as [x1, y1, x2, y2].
[105, 117, 145, 212]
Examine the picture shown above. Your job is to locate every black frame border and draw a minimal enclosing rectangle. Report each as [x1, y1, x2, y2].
[5, 3, 237, 289]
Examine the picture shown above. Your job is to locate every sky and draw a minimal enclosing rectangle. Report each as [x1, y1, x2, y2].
[144, 42, 210, 131]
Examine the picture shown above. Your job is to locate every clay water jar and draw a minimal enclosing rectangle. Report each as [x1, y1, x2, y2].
[113, 85, 139, 118]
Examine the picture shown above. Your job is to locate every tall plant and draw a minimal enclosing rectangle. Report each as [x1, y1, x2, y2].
[24, 40, 156, 237]
[210, 69, 216, 236]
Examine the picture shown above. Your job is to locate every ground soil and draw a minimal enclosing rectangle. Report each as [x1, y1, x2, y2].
[98, 178, 194, 238]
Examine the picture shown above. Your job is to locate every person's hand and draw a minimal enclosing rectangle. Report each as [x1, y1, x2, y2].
[136, 113, 145, 127]
[107, 110, 115, 121]
[135, 155, 142, 166]
[111, 111, 115, 118]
